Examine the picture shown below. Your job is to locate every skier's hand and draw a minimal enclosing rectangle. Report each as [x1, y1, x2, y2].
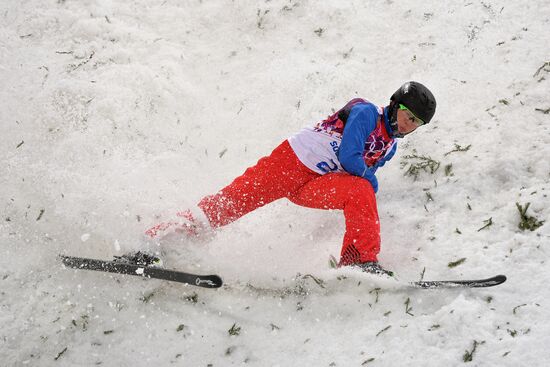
[145, 209, 213, 240]
[359, 167, 378, 193]
[367, 173, 378, 193]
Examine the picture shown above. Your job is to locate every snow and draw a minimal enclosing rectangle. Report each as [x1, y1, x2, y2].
[1, 0, 549, 366]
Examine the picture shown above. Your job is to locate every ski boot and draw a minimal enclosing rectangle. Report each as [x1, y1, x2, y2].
[354, 261, 394, 277]
[330, 255, 394, 277]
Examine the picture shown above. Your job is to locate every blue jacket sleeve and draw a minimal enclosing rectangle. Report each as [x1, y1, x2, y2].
[338, 103, 379, 192]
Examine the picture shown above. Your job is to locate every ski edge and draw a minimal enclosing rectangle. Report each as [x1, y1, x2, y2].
[59, 255, 223, 289]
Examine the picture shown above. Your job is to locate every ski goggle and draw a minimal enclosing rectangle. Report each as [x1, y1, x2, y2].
[398, 104, 425, 126]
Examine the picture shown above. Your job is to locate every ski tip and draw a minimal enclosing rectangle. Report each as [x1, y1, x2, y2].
[494, 274, 507, 284]
[59, 254, 75, 266]
[197, 275, 223, 288]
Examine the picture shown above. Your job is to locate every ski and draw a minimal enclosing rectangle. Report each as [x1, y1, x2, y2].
[328, 255, 506, 289]
[408, 274, 506, 289]
[60, 255, 223, 289]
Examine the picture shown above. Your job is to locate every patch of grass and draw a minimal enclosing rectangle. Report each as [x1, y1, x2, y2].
[445, 164, 454, 176]
[533, 61, 550, 77]
[516, 203, 544, 231]
[401, 152, 441, 181]
[477, 217, 493, 231]
[463, 340, 482, 362]
[376, 325, 391, 337]
[444, 144, 472, 156]
[404, 298, 414, 316]
[184, 292, 198, 304]
[228, 323, 241, 336]
[302, 274, 325, 288]
[369, 288, 381, 303]
[428, 324, 441, 331]
[448, 258, 467, 268]
[140, 291, 155, 303]
[54, 347, 68, 361]
[534, 107, 550, 114]
[513, 304, 527, 315]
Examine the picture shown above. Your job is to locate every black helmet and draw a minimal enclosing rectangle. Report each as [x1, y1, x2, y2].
[390, 81, 436, 124]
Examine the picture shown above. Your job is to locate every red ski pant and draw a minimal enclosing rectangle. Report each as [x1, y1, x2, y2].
[198, 140, 381, 264]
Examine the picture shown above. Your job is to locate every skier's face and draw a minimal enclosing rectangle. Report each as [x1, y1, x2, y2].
[396, 108, 422, 136]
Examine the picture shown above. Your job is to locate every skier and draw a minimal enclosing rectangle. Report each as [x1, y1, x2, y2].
[145, 81, 436, 276]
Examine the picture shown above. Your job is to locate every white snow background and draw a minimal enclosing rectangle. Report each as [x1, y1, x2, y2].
[1, 0, 549, 366]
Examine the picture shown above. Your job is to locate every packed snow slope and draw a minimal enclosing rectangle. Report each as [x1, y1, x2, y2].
[1, 0, 549, 366]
